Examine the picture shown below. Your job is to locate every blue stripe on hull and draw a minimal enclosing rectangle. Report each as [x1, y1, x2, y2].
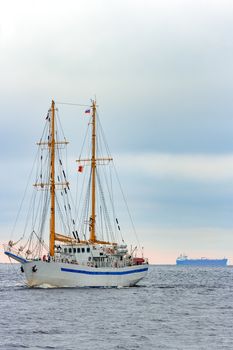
[4, 251, 28, 263]
[61, 267, 148, 275]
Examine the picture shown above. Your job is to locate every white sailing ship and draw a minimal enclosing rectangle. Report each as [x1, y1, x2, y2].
[4, 100, 148, 287]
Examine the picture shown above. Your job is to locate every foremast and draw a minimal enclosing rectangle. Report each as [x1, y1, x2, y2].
[48, 101, 76, 255]
[35, 100, 57, 256]
[48, 100, 71, 256]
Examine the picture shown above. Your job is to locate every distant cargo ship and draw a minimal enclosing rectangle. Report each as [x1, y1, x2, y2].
[176, 254, 228, 266]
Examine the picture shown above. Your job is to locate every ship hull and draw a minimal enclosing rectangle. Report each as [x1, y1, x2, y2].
[176, 259, 227, 267]
[22, 261, 148, 287]
[5, 251, 148, 288]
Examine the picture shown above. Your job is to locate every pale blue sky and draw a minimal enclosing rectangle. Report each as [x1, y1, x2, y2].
[0, 0, 233, 263]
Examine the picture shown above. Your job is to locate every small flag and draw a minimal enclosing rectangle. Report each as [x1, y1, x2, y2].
[85, 109, 91, 114]
[78, 165, 84, 173]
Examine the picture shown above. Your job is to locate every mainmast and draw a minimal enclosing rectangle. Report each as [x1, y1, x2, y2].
[90, 100, 97, 242]
[76, 100, 113, 245]
[49, 100, 55, 256]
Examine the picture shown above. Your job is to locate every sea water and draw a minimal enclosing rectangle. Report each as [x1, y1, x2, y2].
[0, 263, 233, 350]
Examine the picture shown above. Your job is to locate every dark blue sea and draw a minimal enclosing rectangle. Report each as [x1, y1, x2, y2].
[0, 263, 233, 350]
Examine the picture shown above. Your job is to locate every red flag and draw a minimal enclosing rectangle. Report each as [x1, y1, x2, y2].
[78, 165, 84, 173]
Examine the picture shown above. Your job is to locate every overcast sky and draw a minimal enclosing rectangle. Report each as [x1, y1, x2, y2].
[0, 0, 233, 263]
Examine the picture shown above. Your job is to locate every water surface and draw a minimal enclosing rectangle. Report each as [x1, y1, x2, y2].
[1, 263, 233, 349]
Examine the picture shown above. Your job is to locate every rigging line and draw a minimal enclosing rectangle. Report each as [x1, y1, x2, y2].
[100, 205, 104, 241]
[22, 180, 39, 240]
[56, 196, 70, 235]
[56, 102, 91, 107]
[60, 187, 75, 235]
[109, 163, 122, 241]
[96, 112, 112, 159]
[63, 192, 74, 234]
[98, 156, 116, 238]
[95, 112, 117, 242]
[37, 113, 51, 145]
[21, 236, 30, 251]
[32, 230, 48, 250]
[66, 178, 81, 230]
[31, 183, 39, 230]
[75, 169, 88, 233]
[39, 189, 50, 238]
[96, 170, 113, 241]
[75, 122, 90, 220]
[80, 170, 91, 240]
[96, 174, 111, 243]
[63, 187, 76, 232]
[56, 137, 76, 227]
[57, 157, 72, 232]
[54, 120, 78, 231]
[12, 118, 51, 241]
[56, 195, 67, 234]
[58, 179, 72, 234]
[96, 110, 141, 249]
[33, 152, 49, 230]
[37, 153, 50, 232]
[59, 190, 70, 234]
[77, 116, 92, 160]
[10, 146, 41, 240]
[95, 136, 111, 242]
[56, 110, 67, 141]
[77, 138, 92, 217]
[112, 161, 142, 253]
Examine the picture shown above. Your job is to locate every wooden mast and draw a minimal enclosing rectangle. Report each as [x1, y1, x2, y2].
[90, 100, 97, 242]
[49, 100, 55, 256]
[75, 100, 115, 245]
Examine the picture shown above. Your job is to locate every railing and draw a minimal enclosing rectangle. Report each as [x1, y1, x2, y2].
[3, 245, 149, 268]
[53, 255, 148, 268]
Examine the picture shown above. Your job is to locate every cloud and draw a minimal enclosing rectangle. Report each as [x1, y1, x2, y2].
[0, 0, 233, 156]
[117, 153, 233, 182]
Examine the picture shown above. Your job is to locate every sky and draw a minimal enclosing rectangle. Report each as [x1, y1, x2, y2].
[0, 0, 233, 264]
